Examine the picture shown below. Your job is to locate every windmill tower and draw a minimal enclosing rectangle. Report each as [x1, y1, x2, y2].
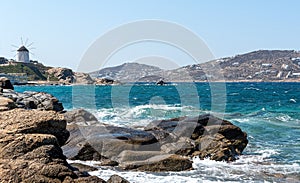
[12, 38, 35, 63]
[16, 45, 30, 63]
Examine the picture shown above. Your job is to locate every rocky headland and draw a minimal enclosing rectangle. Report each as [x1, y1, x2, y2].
[0, 78, 248, 182]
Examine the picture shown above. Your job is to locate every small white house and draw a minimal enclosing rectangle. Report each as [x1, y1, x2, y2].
[16, 46, 30, 63]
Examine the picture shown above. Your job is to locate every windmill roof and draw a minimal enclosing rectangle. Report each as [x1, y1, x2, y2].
[17, 46, 29, 52]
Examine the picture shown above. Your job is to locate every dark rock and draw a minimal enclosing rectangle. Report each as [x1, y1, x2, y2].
[62, 123, 159, 162]
[95, 78, 115, 85]
[156, 79, 166, 85]
[64, 109, 247, 172]
[64, 109, 99, 125]
[0, 77, 14, 90]
[70, 163, 98, 177]
[145, 114, 248, 161]
[63, 176, 106, 183]
[1, 89, 64, 112]
[107, 174, 130, 183]
[70, 163, 98, 172]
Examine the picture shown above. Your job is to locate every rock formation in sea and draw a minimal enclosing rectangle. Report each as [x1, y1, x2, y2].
[47, 67, 95, 84]
[63, 109, 248, 172]
[1, 89, 64, 112]
[0, 78, 248, 180]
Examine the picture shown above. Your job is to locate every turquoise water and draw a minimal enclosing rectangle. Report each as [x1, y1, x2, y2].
[15, 83, 300, 182]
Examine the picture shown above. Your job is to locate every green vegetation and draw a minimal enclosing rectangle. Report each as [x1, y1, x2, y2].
[0, 62, 52, 81]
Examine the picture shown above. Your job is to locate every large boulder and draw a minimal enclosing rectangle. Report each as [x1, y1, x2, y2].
[47, 67, 75, 84]
[64, 109, 99, 125]
[0, 108, 107, 182]
[145, 114, 248, 161]
[0, 96, 16, 111]
[117, 151, 192, 171]
[0, 109, 69, 146]
[107, 175, 130, 183]
[62, 123, 159, 162]
[74, 72, 95, 84]
[0, 77, 14, 90]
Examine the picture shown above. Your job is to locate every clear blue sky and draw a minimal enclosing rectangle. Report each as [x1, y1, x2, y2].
[1, 0, 300, 71]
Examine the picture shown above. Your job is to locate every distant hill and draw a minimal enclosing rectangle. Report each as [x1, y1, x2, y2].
[89, 62, 164, 82]
[90, 50, 300, 82]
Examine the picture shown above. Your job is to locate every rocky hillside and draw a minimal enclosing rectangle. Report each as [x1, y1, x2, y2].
[89, 62, 163, 82]
[0, 62, 51, 81]
[90, 50, 300, 82]
[0, 60, 94, 84]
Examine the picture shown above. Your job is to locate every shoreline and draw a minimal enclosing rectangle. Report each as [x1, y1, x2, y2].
[14, 79, 300, 86]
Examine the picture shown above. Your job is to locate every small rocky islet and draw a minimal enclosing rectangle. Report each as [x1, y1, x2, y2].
[0, 78, 248, 182]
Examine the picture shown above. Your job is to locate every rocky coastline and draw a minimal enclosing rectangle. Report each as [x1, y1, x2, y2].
[0, 78, 248, 182]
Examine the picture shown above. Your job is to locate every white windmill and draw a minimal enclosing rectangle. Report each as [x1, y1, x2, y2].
[12, 38, 35, 63]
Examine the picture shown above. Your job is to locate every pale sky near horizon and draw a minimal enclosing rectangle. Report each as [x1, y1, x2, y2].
[1, 0, 300, 71]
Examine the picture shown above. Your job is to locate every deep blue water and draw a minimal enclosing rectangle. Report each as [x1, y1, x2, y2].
[15, 83, 300, 182]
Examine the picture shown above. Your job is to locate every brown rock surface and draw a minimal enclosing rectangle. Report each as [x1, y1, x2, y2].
[74, 72, 95, 84]
[47, 67, 75, 84]
[0, 96, 16, 111]
[117, 151, 193, 172]
[0, 108, 108, 183]
[0, 109, 69, 146]
[64, 109, 248, 172]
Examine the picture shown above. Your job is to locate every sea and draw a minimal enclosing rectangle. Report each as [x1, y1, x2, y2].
[15, 82, 300, 183]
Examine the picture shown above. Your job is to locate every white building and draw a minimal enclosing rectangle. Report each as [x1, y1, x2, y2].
[16, 46, 30, 63]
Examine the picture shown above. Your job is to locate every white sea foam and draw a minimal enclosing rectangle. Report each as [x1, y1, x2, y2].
[93, 104, 204, 127]
[243, 87, 262, 91]
[67, 150, 300, 183]
[70, 143, 299, 182]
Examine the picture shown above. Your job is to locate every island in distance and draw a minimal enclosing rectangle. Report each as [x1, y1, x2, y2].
[90, 50, 300, 83]
[1, 50, 300, 84]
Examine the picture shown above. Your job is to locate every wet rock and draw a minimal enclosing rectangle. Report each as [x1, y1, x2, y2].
[64, 109, 99, 125]
[62, 123, 159, 162]
[70, 163, 98, 172]
[0, 77, 14, 90]
[70, 163, 98, 175]
[118, 151, 192, 172]
[63, 176, 106, 183]
[107, 174, 130, 183]
[64, 109, 248, 172]
[145, 114, 248, 161]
